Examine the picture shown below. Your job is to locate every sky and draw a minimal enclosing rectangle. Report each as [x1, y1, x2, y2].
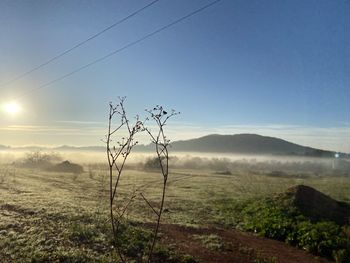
[0, 0, 349, 152]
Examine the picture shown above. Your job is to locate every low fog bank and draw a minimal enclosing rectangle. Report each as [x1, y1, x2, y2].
[1, 150, 349, 177]
[166, 152, 350, 177]
[0, 150, 152, 165]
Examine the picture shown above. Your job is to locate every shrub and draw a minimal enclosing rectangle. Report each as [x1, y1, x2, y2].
[240, 198, 350, 262]
[293, 221, 350, 257]
[144, 157, 163, 170]
[17, 151, 61, 169]
[46, 160, 84, 174]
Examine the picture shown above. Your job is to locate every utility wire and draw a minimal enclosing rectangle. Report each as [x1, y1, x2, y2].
[13, 0, 222, 100]
[0, 0, 160, 88]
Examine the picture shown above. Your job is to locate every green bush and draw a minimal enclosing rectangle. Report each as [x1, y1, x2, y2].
[240, 198, 350, 262]
[242, 200, 294, 240]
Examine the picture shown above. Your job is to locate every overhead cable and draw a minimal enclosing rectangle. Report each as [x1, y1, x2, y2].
[0, 0, 161, 88]
[14, 0, 222, 100]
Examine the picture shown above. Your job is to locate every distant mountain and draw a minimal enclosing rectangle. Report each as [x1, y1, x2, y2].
[1, 134, 347, 157]
[167, 134, 346, 157]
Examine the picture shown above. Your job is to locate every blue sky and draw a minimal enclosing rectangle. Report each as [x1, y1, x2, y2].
[0, 0, 349, 152]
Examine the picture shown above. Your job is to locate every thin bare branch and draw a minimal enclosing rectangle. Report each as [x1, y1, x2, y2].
[140, 193, 160, 217]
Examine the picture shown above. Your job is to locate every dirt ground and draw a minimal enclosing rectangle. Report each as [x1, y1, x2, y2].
[157, 224, 332, 263]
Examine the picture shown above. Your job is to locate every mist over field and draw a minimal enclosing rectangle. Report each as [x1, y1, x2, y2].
[1, 142, 350, 262]
[1, 148, 349, 176]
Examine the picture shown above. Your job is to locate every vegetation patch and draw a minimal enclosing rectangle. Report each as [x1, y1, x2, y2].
[13, 151, 84, 174]
[239, 185, 350, 262]
[151, 245, 197, 263]
[46, 160, 84, 174]
[69, 223, 101, 244]
[2, 158, 350, 262]
[14, 151, 61, 170]
[114, 222, 153, 258]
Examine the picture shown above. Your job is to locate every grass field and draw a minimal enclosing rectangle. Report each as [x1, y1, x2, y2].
[0, 156, 349, 262]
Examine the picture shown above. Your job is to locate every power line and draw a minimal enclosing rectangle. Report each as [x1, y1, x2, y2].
[13, 0, 222, 101]
[0, 0, 160, 88]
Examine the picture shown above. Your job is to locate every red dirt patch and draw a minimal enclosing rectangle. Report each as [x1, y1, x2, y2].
[157, 224, 331, 263]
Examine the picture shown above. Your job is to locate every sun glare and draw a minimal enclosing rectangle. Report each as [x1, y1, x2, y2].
[3, 102, 21, 115]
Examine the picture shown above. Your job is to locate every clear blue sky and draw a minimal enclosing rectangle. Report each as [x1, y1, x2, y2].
[0, 0, 349, 152]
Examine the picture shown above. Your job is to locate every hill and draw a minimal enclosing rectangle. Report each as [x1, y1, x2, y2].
[168, 134, 344, 157]
[1, 134, 347, 157]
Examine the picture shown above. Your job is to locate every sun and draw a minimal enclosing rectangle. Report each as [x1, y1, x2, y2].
[3, 102, 21, 115]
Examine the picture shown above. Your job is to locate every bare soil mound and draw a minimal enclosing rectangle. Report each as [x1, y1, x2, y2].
[283, 185, 350, 225]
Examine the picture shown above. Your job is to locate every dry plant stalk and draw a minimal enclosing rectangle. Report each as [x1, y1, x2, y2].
[105, 98, 178, 263]
[144, 105, 179, 262]
[106, 97, 143, 262]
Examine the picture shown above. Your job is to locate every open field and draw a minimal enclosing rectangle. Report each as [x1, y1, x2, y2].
[0, 155, 349, 262]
